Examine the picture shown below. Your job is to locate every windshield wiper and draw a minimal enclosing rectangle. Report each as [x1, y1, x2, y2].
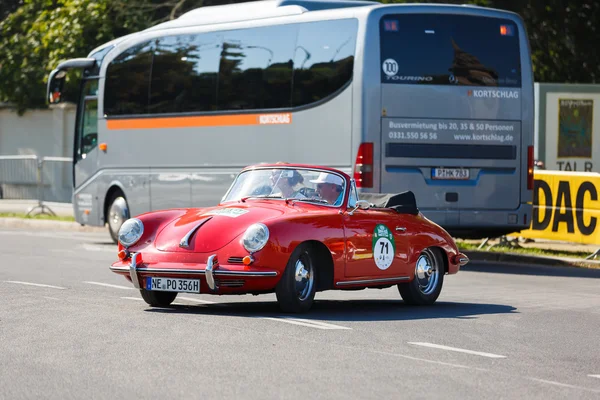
[296, 198, 329, 204]
[240, 194, 284, 202]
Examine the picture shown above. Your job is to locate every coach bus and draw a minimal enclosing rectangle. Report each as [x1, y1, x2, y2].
[46, 0, 534, 242]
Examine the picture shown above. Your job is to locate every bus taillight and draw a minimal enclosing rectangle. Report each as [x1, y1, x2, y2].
[527, 145, 534, 190]
[354, 142, 373, 188]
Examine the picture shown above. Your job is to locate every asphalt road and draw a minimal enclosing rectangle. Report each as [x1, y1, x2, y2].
[1, 226, 600, 399]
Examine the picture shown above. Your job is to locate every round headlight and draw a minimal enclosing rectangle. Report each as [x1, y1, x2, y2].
[118, 218, 144, 248]
[242, 223, 269, 253]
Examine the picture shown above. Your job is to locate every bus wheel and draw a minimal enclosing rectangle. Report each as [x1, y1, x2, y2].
[107, 191, 129, 244]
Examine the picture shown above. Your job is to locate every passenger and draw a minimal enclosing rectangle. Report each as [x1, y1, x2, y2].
[310, 173, 344, 205]
[270, 169, 307, 199]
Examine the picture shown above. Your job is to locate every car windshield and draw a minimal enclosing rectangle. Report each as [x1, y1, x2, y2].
[222, 167, 347, 206]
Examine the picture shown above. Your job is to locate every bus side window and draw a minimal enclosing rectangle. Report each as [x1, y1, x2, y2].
[217, 24, 296, 111]
[292, 19, 358, 107]
[104, 41, 153, 116]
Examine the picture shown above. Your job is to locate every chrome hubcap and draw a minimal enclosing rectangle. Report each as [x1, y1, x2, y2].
[294, 258, 314, 301]
[415, 249, 439, 295]
[109, 197, 129, 234]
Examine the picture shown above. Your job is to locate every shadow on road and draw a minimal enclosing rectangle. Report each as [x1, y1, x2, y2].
[463, 262, 600, 279]
[144, 298, 517, 322]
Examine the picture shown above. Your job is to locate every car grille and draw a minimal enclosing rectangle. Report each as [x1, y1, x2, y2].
[227, 257, 244, 264]
[215, 279, 245, 288]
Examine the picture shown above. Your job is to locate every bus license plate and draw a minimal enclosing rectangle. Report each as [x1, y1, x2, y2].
[432, 168, 469, 180]
[146, 277, 200, 293]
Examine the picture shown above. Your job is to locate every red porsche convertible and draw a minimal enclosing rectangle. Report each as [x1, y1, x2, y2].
[110, 163, 468, 313]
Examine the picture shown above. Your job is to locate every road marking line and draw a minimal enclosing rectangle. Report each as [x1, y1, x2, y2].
[529, 378, 600, 391]
[81, 243, 116, 253]
[372, 350, 478, 370]
[408, 342, 506, 359]
[5, 280, 66, 290]
[84, 281, 134, 290]
[177, 296, 216, 304]
[589, 375, 600, 379]
[262, 317, 351, 330]
[121, 297, 144, 301]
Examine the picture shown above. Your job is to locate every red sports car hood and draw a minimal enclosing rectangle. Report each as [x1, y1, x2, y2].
[154, 204, 284, 252]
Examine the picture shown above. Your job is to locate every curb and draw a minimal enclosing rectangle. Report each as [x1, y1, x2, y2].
[0, 217, 106, 233]
[463, 250, 600, 269]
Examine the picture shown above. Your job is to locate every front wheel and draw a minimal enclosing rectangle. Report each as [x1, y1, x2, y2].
[275, 244, 317, 313]
[398, 247, 445, 305]
[140, 290, 178, 307]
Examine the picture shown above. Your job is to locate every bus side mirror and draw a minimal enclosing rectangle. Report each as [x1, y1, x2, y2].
[47, 69, 67, 104]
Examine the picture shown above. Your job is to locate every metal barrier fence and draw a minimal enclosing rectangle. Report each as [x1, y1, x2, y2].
[0, 155, 73, 216]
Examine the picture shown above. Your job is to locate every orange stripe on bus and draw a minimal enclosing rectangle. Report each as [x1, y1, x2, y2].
[106, 113, 292, 130]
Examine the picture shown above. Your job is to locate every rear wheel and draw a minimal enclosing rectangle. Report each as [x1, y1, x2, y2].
[276, 244, 317, 313]
[398, 247, 444, 305]
[140, 290, 178, 307]
[107, 191, 129, 244]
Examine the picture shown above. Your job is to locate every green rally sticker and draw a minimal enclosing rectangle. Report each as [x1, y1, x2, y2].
[372, 224, 395, 270]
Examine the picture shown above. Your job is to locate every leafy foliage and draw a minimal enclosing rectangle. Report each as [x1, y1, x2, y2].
[0, 0, 124, 113]
[515, 1, 600, 83]
[0, 0, 237, 113]
[0, 0, 23, 22]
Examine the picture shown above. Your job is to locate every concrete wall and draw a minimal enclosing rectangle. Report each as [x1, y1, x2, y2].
[0, 103, 77, 202]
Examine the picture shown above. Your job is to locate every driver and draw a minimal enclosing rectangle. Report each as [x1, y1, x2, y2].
[310, 173, 344, 205]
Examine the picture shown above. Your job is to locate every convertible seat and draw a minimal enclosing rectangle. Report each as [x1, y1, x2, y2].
[358, 191, 419, 215]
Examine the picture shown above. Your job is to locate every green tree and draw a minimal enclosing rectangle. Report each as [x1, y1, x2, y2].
[0, 0, 23, 22]
[512, 0, 600, 83]
[0, 0, 244, 114]
[0, 0, 131, 113]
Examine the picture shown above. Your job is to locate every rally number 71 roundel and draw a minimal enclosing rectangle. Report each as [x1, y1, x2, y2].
[372, 224, 395, 270]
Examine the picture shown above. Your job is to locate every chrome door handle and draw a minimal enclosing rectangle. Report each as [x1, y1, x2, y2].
[396, 227, 406, 232]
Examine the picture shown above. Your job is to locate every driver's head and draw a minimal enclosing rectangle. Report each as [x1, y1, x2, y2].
[310, 173, 343, 204]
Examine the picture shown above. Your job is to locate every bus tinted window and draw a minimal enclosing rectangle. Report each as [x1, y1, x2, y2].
[217, 25, 296, 110]
[150, 33, 221, 113]
[104, 41, 153, 115]
[380, 14, 521, 87]
[292, 19, 357, 106]
[104, 19, 358, 116]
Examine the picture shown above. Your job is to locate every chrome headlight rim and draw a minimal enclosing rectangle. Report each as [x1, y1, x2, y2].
[242, 223, 269, 253]
[118, 218, 144, 248]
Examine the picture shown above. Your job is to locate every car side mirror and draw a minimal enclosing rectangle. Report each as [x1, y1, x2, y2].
[348, 199, 370, 215]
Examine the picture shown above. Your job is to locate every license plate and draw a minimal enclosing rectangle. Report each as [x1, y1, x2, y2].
[432, 168, 470, 180]
[146, 277, 200, 293]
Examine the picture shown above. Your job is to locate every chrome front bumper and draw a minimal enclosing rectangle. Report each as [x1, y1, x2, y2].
[112, 253, 278, 291]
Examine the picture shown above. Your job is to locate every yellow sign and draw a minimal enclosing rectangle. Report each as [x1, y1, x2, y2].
[517, 170, 600, 245]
